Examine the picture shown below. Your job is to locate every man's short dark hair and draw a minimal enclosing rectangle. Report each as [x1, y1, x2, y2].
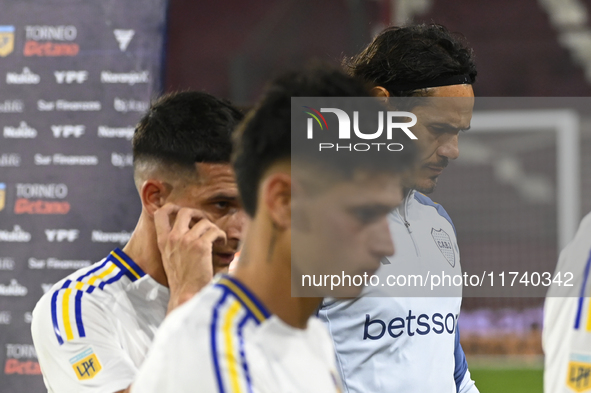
[232, 64, 418, 217]
[132, 91, 243, 175]
[345, 24, 477, 97]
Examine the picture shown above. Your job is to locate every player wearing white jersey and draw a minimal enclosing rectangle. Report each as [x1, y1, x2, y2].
[319, 25, 479, 392]
[132, 65, 419, 392]
[544, 212, 591, 393]
[133, 275, 342, 393]
[32, 249, 167, 392]
[31, 92, 246, 393]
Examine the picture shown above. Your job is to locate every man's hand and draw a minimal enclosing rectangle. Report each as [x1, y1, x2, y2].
[154, 203, 227, 314]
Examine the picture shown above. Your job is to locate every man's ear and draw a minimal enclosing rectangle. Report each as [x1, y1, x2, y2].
[370, 86, 390, 98]
[262, 173, 291, 230]
[140, 179, 172, 216]
[290, 177, 310, 232]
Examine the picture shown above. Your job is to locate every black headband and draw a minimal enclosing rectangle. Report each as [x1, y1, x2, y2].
[387, 74, 472, 92]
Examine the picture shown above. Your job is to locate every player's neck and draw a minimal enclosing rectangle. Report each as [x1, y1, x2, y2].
[122, 211, 167, 286]
[232, 219, 322, 329]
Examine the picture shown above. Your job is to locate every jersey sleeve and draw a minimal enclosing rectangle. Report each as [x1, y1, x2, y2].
[31, 286, 137, 393]
[454, 326, 479, 393]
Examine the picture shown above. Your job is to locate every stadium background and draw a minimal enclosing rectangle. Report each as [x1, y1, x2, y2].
[3, 0, 591, 391]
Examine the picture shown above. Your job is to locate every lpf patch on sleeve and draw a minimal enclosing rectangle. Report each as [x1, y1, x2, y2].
[69, 348, 102, 380]
[567, 360, 591, 392]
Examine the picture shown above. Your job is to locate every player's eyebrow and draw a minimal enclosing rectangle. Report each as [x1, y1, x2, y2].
[206, 193, 239, 202]
[431, 123, 471, 132]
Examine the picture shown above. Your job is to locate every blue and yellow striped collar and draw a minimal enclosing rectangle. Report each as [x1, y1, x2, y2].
[108, 248, 145, 282]
[216, 275, 271, 323]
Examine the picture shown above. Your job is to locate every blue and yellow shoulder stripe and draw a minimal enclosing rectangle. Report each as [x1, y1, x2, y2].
[50, 248, 145, 345]
[210, 275, 271, 393]
[573, 248, 591, 331]
[414, 191, 456, 235]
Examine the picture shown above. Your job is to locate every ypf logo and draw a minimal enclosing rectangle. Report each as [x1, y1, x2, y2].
[54, 70, 88, 84]
[45, 229, 79, 242]
[0, 26, 15, 57]
[303, 106, 418, 152]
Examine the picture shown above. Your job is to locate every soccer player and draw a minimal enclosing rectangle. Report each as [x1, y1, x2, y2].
[317, 24, 480, 392]
[130, 65, 418, 392]
[31, 91, 245, 393]
[543, 211, 591, 393]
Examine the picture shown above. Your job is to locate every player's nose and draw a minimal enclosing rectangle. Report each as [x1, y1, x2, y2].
[371, 218, 395, 259]
[438, 133, 460, 160]
[225, 209, 247, 241]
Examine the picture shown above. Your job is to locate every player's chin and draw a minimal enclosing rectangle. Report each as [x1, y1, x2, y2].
[414, 176, 438, 194]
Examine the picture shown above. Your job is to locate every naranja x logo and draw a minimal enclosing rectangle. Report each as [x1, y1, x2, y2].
[303, 106, 418, 152]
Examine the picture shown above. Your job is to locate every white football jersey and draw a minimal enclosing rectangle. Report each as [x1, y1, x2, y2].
[31, 248, 169, 393]
[318, 191, 478, 393]
[132, 275, 343, 393]
[544, 212, 591, 393]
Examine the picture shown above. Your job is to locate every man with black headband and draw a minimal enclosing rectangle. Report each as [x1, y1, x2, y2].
[318, 24, 480, 393]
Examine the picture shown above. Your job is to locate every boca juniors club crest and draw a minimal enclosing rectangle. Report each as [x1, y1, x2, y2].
[0, 26, 15, 57]
[431, 228, 455, 267]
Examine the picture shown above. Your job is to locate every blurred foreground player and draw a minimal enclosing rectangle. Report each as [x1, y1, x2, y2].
[544, 211, 591, 393]
[31, 92, 245, 393]
[131, 65, 418, 392]
[318, 24, 480, 393]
